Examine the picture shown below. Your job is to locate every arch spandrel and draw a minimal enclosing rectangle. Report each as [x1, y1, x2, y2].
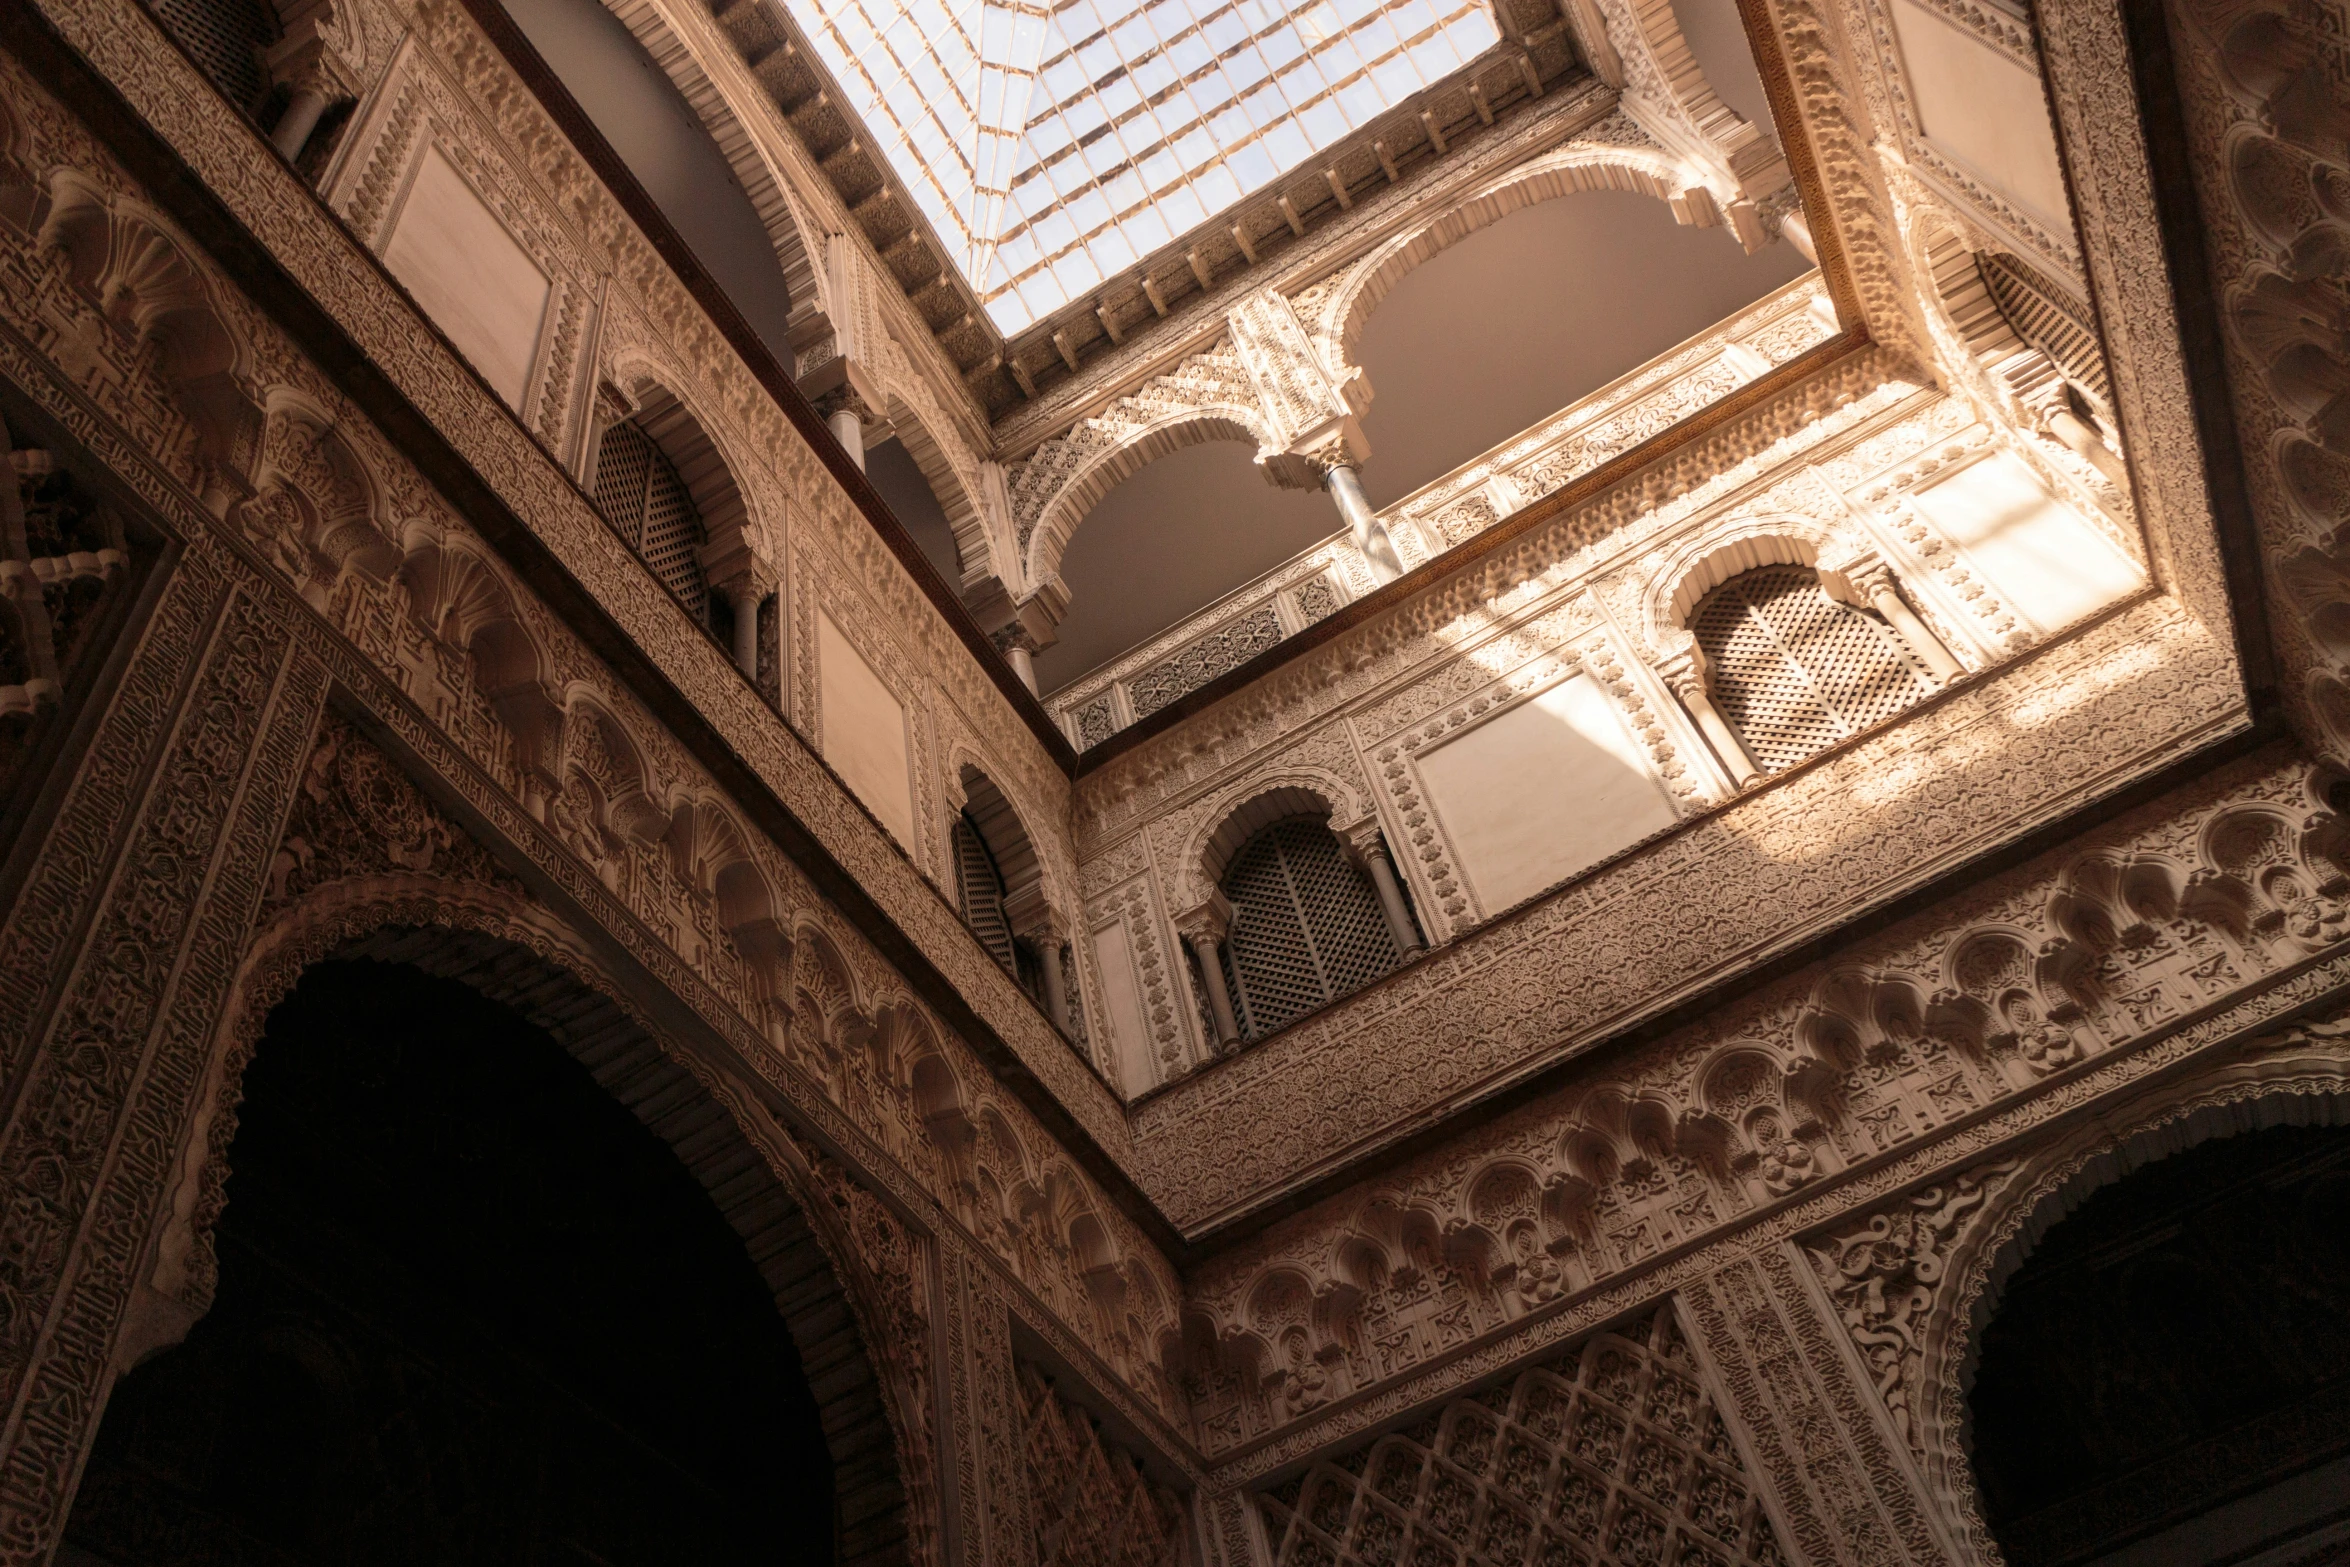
[1013, 405, 1271, 604]
[1800, 1032, 2350, 1563]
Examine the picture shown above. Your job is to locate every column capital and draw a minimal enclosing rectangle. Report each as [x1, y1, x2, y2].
[1818, 551, 1896, 610]
[1655, 641, 1713, 702]
[1005, 883, 1065, 945]
[1333, 814, 1390, 867]
[1260, 421, 1372, 491]
[798, 354, 882, 427]
[261, 17, 360, 100]
[1175, 891, 1235, 946]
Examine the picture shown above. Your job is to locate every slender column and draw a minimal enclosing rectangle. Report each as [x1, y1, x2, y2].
[1326, 464, 1403, 585]
[828, 407, 866, 471]
[1037, 941, 1072, 1033]
[1853, 567, 1961, 682]
[271, 82, 333, 161]
[1006, 644, 1038, 695]
[1349, 831, 1424, 954]
[1178, 894, 1244, 1048]
[1780, 207, 1819, 265]
[728, 581, 761, 679]
[2044, 402, 2128, 487]
[1667, 659, 1762, 788]
[1190, 932, 1242, 1047]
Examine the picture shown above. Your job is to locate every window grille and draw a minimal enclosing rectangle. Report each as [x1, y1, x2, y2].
[1221, 816, 1399, 1041]
[1259, 1305, 1792, 1567]
[592, 419, 709, 622]
[1691, 563, 1930, 774]
[148, 0, 278, 112]
[954, 816, 1018, 976]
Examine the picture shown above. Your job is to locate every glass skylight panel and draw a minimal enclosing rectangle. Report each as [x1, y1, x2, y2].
[778, 0, 1501, 334]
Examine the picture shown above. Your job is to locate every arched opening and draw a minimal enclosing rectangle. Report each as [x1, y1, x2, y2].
[589, 386, 761, 670]
[501, 0, 800, 362]
[1218, 812, 1401, 1042]
[953, 766, 1079, 1036]
[593, 413, 713, 621]
[1348, 189, 1812, 515]
[1034, 440, 1334, 694]
[1690, 563, 1932, 773]
[866, 435, 965, 589]
[60, 957, 841, 1565]
[1966, 1121, 2350, 1567]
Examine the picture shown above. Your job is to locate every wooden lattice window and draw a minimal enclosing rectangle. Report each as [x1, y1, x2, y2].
[592, 418, 710, 623]
[954, 814, 1017, 973]
[1260, 1305, 1792, 1567]
[1220, 815, 1399, 1041]
[1691, 563, 1931, 773]
[147, 0, 279, 111]
[955, 813, 1050, 1001]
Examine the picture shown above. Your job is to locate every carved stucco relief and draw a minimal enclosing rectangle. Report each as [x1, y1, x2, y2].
[0, 0, 1127, 1181]
[1804, 1024, 2350, 1560]
[0, 52, 1197, 1454]
[1171, 744, 2337, 1450]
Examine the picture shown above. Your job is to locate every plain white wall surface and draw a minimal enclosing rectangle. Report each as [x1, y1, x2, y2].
[383, 146, 550, 406]
[1415, 671, 1680, 916]
[818, 610, 917, 848]
[1912, 453, 2144, 636]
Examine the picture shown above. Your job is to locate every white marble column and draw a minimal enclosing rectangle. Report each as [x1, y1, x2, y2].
[1326, 464, 1404, 585]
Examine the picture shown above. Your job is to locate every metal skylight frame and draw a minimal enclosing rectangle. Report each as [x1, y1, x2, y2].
[779, 0, 1503, 334]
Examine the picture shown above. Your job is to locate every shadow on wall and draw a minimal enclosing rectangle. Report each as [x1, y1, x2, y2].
[501, 0, 798, 362]
[1351, 189, 1814, 510]
[866, 436, 964, 587]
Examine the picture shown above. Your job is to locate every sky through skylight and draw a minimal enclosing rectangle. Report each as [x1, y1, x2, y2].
[778, 0, 1502, 333]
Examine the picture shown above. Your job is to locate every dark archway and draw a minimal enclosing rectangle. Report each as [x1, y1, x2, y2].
[1966, 1122, 2350, 1567]
[61, 958, 834, 1565]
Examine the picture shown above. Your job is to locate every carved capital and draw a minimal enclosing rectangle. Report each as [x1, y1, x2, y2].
[1174, 890, 1235, 946]
[799, 353, 882, 426]
[261, 16, 360, 100]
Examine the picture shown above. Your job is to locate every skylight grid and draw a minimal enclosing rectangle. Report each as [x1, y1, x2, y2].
[776, 0, 1501, 334]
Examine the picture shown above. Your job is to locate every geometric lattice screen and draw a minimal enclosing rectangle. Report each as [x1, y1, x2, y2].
[1019, 1363, 1187, 1567]
[955, 815, 1020, 976]
[148, 0, 279, 110]
[1260, 1306, 1792, 1567]
[592, 417, 710, 622]
[1221, 815, 1400, 1042]
[1691, 563, 1929, 774]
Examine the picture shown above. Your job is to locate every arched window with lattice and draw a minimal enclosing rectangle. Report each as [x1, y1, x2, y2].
[952, 811, 1019, 969]
[952, 768, 1081, 1038]
[592, 416, 716, 632]
[1219, 815, 1401, 1041]
[1690, 563, 1933, 774]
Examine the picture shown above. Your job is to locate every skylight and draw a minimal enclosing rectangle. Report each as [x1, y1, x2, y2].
[779, 0, 1502, 334]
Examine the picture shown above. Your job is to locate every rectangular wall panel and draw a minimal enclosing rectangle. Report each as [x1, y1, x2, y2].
[1912, 451, 2144, 637]
[383, 145, 550, 407]
[818, 609, 916, 848]
[1416, 672, 1678, 916]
